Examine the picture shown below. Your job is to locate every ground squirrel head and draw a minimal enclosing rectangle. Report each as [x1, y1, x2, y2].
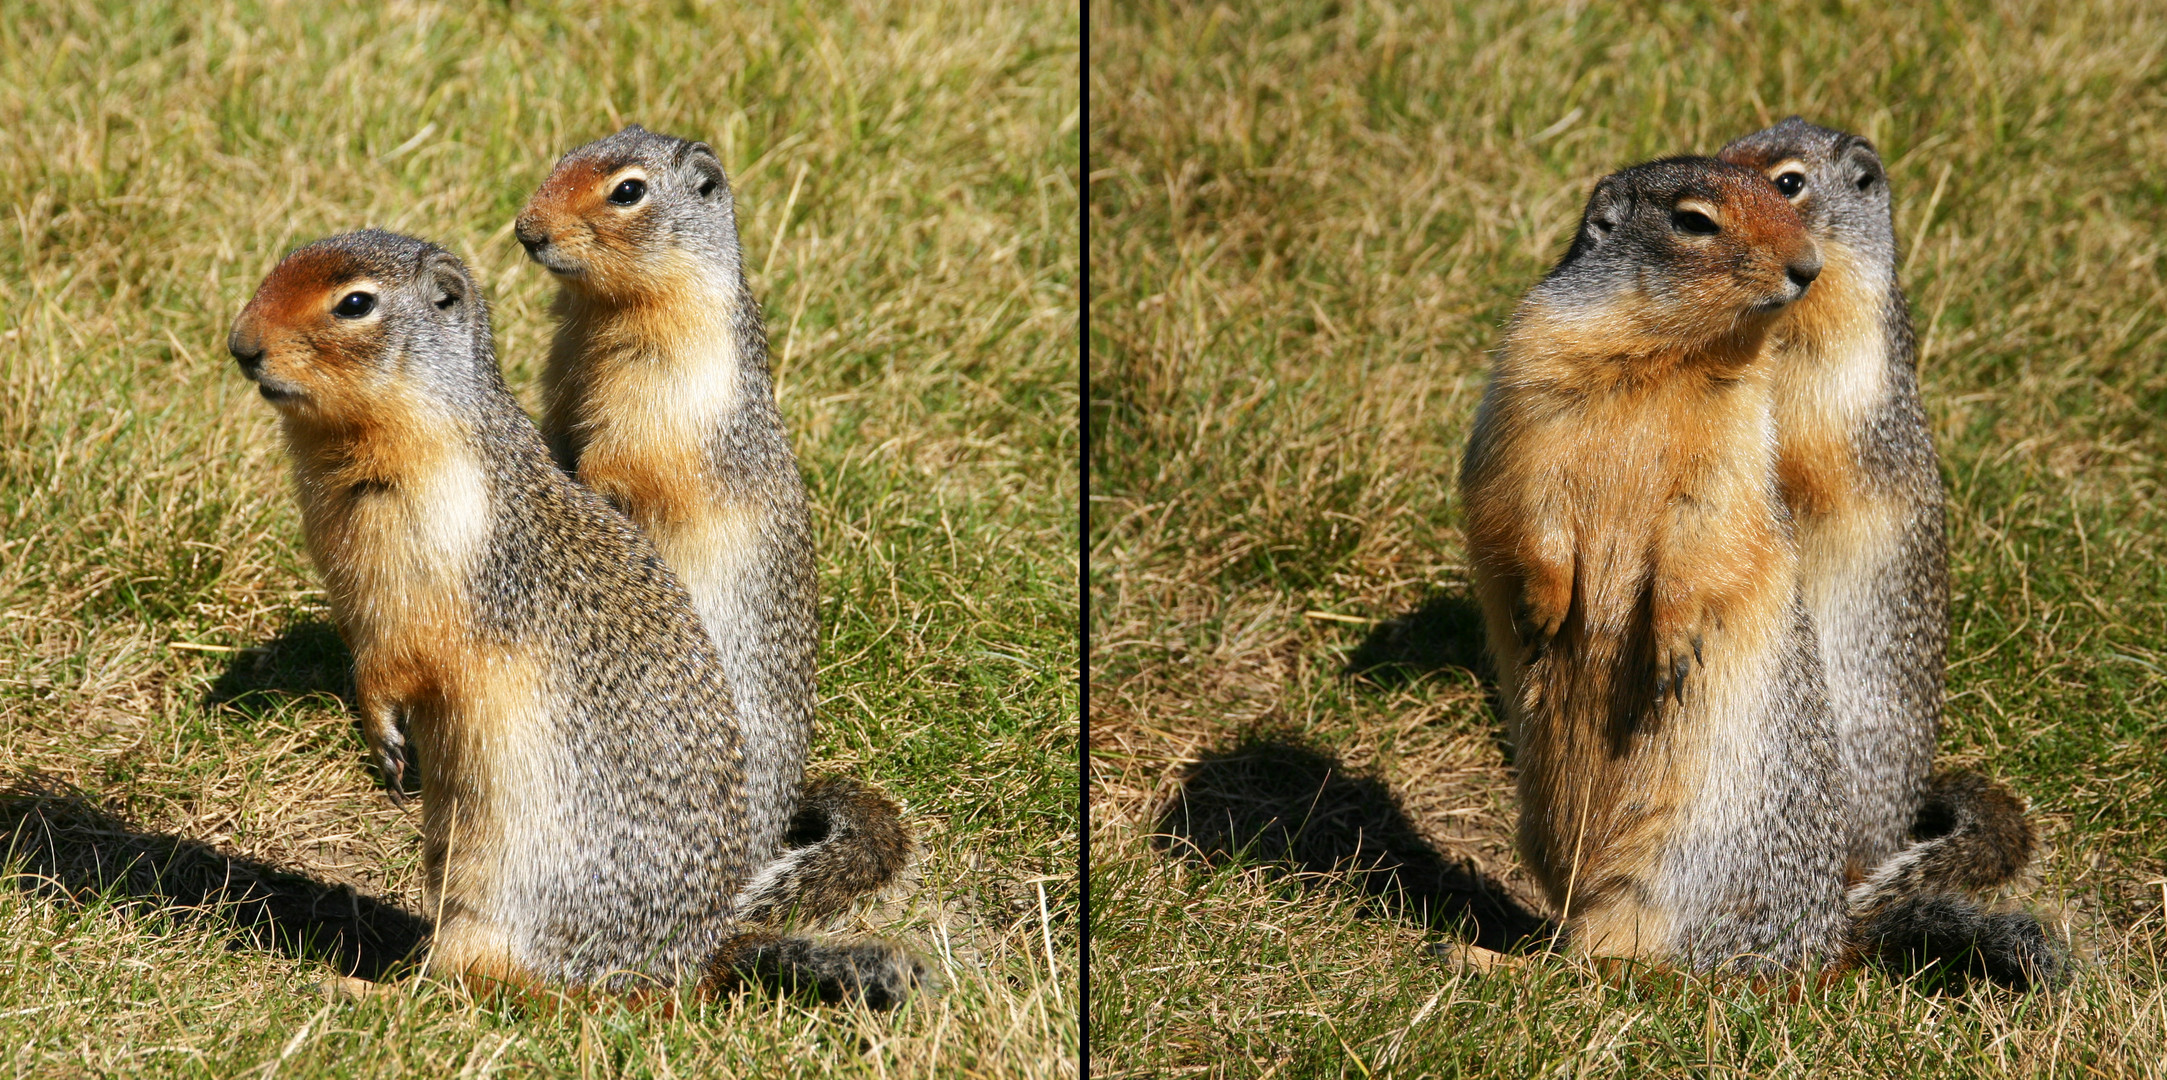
[1528, 156, 1822, 355]
[228, 230, 495, 426]
[514, 124, 742, 300]
[1719, 117, 1895, 261]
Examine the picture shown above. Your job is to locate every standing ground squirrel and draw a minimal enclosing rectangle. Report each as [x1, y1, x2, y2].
[1460, 158, 2058, 985]
[515, 126, 914, 919]
[228, 230, 929, 1004]
[1719, 117, 1950, 875]
[515, 125, 910, 919]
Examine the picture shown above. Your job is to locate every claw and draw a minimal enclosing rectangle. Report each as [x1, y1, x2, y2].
[377, 748, 409, 807]
[1672, 655, 1690, 704]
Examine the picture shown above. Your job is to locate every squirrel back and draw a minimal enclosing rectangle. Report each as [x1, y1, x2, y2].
[228, 231, 926, 1003]
[515, 124, 820, 866]
[1719, 118, 1949, 873]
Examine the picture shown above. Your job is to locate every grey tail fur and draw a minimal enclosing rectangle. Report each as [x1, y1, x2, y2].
[701, 931, 937, 1010]
[733, 776, 912, 926]
[1848, 771, 2065, 989]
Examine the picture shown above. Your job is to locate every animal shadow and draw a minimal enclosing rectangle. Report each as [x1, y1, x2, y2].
[1156, 738, 1551, 954]
[1344, 588, 1490, 686]
[205, 619, 354, 711]
[0, 775, 425, 980]
[203, 621, 419, 802]
[1344, 585, 1527, 768]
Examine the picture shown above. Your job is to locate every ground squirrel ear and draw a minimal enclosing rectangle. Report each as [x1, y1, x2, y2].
[1583, 178, 1632, 244]
[1839, 138, 1885, 194]
[419, 250, 472, 313]
[676, 141, 726, 200]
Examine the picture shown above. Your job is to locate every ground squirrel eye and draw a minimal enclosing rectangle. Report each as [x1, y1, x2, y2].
[1671, 209, 1720, 236]
[608, 178, 646, 205]
[1774, 172, 1806, 198]
[1855, 172, 1877, 192]
[332, 292, 376, 319]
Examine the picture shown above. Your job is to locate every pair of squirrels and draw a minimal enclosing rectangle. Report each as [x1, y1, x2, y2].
[1462, 118, 2061, 987]
[227, 126, 928, 1006]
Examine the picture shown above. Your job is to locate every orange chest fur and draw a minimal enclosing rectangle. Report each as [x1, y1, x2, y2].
[554, 324, 742, 531]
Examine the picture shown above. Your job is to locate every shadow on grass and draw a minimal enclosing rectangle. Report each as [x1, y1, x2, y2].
[1345, 586, 1521, 770]
[205, 619, 354, 711]
[1344, 588, 1489, 686]
[203, 621, 420, 803]
[1155, 738, 1552, 955]
[0, 775, 425, 980]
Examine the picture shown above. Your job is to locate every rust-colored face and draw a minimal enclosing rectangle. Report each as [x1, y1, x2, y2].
[1579, 162, 1821, 351]
[513, 152, 659, 294]
[228, 245, 389, 420]
[1664, 168, 1822, 327]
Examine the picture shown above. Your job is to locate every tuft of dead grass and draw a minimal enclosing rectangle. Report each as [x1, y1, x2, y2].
[0, 1, 1077, 1076]
[1092, 0, 2167, 1074]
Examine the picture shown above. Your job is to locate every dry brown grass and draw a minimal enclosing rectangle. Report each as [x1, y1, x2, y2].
[0, 1, 1077, 1075]
[1092, 0, 2167, 1074]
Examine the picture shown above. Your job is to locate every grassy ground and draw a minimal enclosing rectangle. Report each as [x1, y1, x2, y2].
[1091, 0, 2167, 1075]
[0, 1, 1077, 1076]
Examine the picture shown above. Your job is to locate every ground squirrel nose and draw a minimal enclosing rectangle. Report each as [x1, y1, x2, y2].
[514, 218, 548, 253]
[228, 330, 265, 374]
[1786, 256, 1822, 291]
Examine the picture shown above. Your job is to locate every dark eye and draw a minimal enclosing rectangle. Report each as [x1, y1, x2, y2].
[1672, 209, 1720, 236]
[608, 178, 646, 205]
[332, 292, 376, 318]
[1774, 172, 1806, 197]
[1854, 171, 1878, 192]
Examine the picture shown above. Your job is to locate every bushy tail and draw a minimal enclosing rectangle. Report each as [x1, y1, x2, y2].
[704, 777, 934, 1008]
[733, 776, 913, 926]
[1848, 771, 2064, 990]
[700, 931, 938, 1010]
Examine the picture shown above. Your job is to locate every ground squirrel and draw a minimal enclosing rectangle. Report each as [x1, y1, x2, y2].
[512, 125, 818, 869]
[1718, 117, 1950, 875]
[228, 231, 928, 1003]
[1460, 159, 2057, 984]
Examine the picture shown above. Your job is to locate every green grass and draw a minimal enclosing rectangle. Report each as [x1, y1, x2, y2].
[1090, 0, 2167, 1075]
[0, 1, 1077, 1075]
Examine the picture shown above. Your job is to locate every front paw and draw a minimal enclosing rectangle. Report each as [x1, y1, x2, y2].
[1513, 576, 1571, 659]
[1652, 610, 1712, 705]
[367, 723, 410, 806]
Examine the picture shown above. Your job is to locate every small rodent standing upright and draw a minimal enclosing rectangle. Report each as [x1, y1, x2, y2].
[1460, 158, 2059, 984]
[511, 126, 910, 919]
[227, 230, 927, 1003]
[515, 125, 908, 920]
[1719, 117, 1949, 875]
[1462, 156, 1850, 970]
